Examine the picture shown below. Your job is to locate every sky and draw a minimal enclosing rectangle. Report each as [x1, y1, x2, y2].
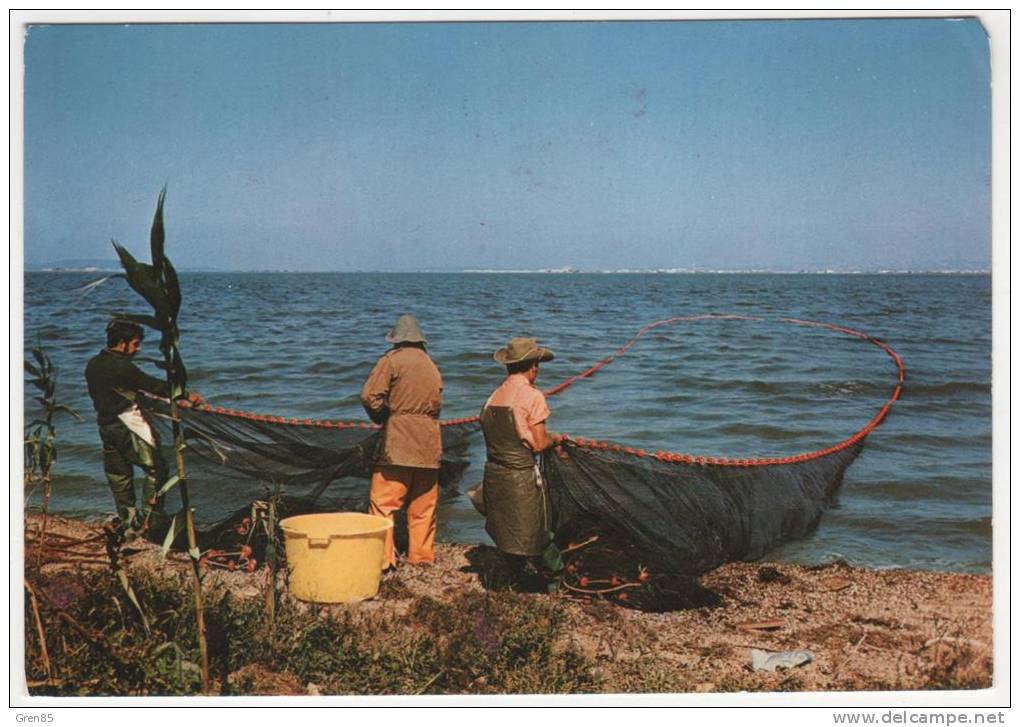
[22, 18, 992, 272]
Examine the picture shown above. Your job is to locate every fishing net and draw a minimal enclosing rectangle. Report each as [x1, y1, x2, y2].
[544, 440, 862, 610]
[137, 315, 903, 612]
[139, 401, 479, 556]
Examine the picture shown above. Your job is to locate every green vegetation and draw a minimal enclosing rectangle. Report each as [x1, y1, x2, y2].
[25, 569, 600, 696]
[24, 346, 82, 555]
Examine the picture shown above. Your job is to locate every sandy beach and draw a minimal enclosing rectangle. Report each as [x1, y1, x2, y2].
[21, 514, 992, 696]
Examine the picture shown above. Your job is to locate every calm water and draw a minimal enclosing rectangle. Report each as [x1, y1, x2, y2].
[22, 272, 992, 573]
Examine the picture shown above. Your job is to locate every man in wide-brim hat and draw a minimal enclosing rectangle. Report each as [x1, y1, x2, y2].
[361, 314, 444, 571]
[478, 336, 563, 589]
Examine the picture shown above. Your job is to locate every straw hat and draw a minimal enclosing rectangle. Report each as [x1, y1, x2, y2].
[386, 314, 427, 344]
[493, 337, 555, 365]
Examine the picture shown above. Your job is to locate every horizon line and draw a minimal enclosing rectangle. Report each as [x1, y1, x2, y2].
[26, 266, 993, 275]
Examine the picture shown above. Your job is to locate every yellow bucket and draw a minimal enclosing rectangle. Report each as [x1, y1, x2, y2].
[280, 512, 392, 603]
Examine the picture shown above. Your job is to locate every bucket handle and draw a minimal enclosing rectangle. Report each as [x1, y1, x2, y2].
[308, 537, 332, 548]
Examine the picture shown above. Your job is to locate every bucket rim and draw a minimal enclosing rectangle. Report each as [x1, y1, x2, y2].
[279, 512, 394, 538]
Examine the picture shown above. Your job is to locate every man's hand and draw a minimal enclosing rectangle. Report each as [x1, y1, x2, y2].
[363, 403, 390, 425]
[547, 431, 572, 460]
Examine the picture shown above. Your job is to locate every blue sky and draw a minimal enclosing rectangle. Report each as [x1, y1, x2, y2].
[23, 19, 991, 271]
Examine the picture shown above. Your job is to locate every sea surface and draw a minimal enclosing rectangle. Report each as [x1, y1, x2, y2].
[22, 272, 993, 573]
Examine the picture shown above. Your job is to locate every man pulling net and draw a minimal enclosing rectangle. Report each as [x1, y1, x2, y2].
[84, 318, 202, 538]
[476, 337, 565, 593]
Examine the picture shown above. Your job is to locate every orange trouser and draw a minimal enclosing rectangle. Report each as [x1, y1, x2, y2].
[369, 465, 439, 569]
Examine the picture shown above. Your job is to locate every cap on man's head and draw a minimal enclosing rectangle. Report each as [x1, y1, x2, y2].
[493, 337, 555, 366]
[386, 314, 427, 344]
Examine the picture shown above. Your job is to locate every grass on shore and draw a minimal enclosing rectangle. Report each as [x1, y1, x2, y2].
[25, 568, 599, 696]
[23, 553, 993, 696]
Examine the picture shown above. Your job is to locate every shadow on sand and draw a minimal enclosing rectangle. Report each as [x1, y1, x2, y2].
[460, 544, 551, 594]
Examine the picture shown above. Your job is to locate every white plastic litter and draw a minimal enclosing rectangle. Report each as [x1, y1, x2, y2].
[750, 649, 814, 672]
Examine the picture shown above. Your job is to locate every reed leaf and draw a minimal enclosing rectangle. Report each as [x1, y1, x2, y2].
[31, 347, 48, 373]
[161, 514, 185, 559]
[52, 404, 82, 421]
[160, 256, 182, 318]
[155, 475, 180, 499]
[111, 242, 170, 318]
[166, 347, 187, 392]
[40, 441, 55, 470]
[159, 328, 182, 359]
[116, 570, 151, 634]
[75, 274, 126, 296]
[150, 186, 167, 268]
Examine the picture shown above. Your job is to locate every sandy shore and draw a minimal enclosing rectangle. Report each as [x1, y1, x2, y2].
[23, 514, 992, 694]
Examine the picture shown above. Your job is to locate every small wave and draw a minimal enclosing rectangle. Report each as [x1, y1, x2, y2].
[303, 358, 344, 375]
[830, 511, 991, 538]
[814, 380, 880, 396]
[904, 381, 991, 397]
[948, 516, 993, 537]
[26, 324, 71, 339]
[335, 394, 363, 409]
[667, 376, 796, 395]
[305, 360, 373, 375]
[713, 422, 829, 441]
[882, 432, 991, 449]
[925, 337, 991, 347]
[853, 477, 936, 494]
[854, 480, 992, 509]
[445, 351, 494, 364]
[744, 379, 789, 394]
[213, 364, 264, 377]
[656, 393, 699, 405]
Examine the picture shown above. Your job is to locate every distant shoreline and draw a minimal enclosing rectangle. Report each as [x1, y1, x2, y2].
[25, 268, 992, 275]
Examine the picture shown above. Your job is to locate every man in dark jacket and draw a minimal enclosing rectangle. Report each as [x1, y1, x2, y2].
[360, 314, 443, 571]
[84, 318, 200, 532]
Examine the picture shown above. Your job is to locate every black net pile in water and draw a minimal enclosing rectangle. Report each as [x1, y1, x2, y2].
[543, 441, 862, 611]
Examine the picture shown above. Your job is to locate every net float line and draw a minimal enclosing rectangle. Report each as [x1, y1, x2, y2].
[550, 315, 904, 467]
[177, 314, 904, 468]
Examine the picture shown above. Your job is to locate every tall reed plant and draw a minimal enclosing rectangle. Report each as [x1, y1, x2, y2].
[107, 188, 209, 692]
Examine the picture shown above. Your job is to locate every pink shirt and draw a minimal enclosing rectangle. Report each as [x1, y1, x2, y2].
[484, 373, 550, 451]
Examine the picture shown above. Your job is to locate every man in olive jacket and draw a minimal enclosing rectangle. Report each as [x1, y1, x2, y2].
[84, 318, 201, 532]
[361, 314, 443, 571]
